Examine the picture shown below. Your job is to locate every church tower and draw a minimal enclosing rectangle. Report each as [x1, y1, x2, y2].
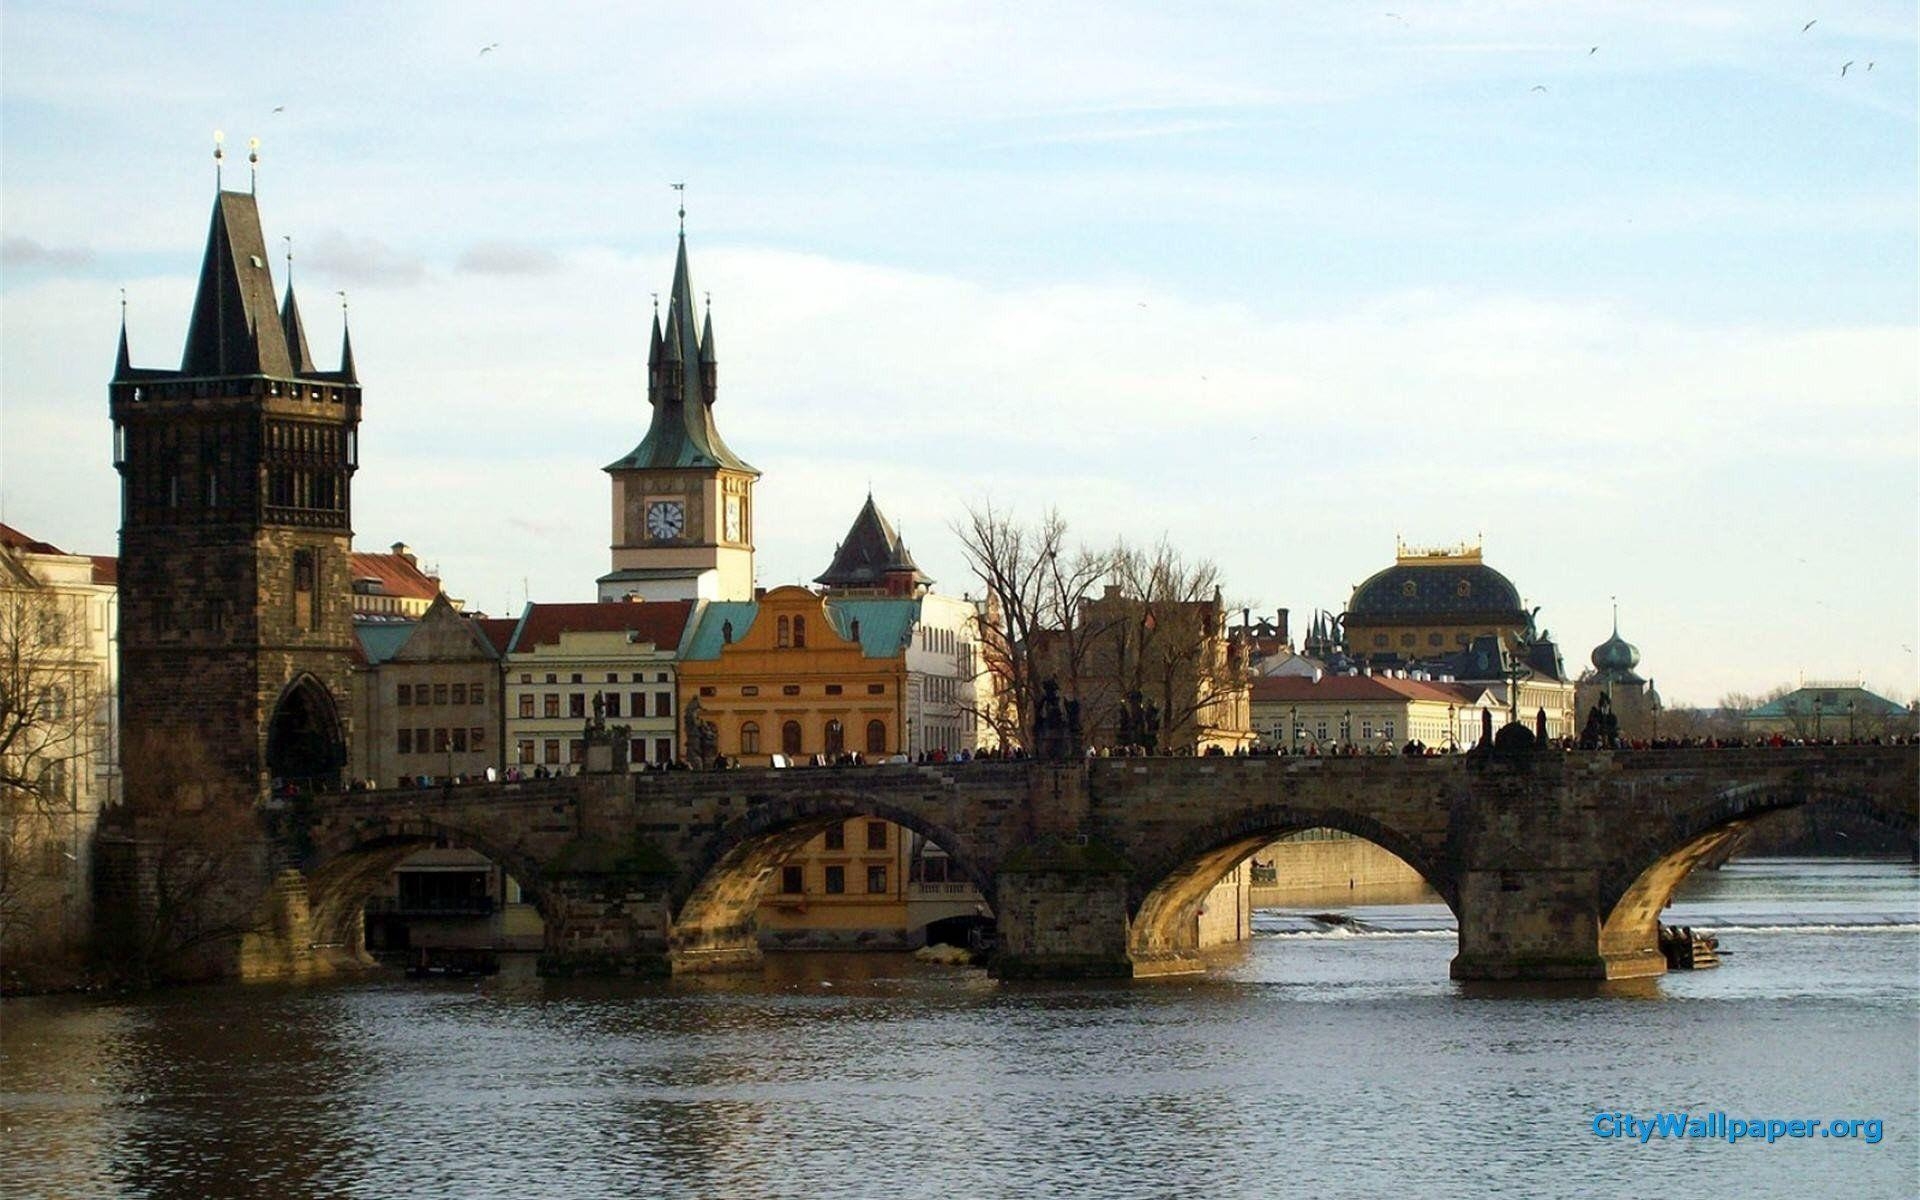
[600, 222, 758, 602]
[110, 176, 360, 799]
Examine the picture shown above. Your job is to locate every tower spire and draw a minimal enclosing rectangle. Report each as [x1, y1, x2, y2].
[337, 291, 357, 382]
[115, 289, 132, 378]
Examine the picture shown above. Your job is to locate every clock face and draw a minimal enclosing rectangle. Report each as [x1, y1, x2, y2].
[724, 495, 742, 543]
[646, 501, 686, 540]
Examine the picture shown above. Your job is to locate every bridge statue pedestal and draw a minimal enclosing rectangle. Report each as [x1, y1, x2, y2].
[990, 837, 1136, 980]
[537, 874, 678, 978]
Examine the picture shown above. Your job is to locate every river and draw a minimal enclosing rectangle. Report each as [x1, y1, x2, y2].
[3, 858, 1914, 1199]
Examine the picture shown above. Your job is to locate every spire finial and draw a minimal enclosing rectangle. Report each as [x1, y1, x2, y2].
[337, 290, 348, 322]
[213, 129, 225, 188]
[282, 234, 293, 286]
[1611, 596, 1619, 636]
[248, 136, 260, 194]
[119, 287, 127, 319]
[671, 181, 686, 234]
[652, 291, 659, 314]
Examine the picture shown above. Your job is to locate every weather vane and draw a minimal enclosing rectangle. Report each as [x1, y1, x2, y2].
[671, 181, 686, 233]
[213, 129, 225, 188]
[248, 136, 260, 194]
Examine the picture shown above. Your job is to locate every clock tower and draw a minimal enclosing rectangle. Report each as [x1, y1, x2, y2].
[600, 226, 758, 602]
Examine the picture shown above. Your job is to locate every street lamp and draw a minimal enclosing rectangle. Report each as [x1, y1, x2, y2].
[1341, 708, 1351, 747]
[1289, 706, 1298, 753]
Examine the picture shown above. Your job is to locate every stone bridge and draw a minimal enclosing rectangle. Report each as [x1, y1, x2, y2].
[256, 746, 1915, 983]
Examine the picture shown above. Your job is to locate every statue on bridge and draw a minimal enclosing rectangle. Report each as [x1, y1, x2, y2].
[1580, 693, 1623, 750]
[1033, 679, 1083, 762]
[683, 695, 721, 770]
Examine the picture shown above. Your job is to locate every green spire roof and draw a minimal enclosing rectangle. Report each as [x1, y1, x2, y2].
[606, 231, 756, 475]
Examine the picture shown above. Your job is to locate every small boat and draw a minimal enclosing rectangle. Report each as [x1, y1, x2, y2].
[1659, 924, 1720, 970]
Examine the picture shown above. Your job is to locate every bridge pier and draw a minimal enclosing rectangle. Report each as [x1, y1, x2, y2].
[1450, 869, 1664, 982]
[990, 853, 1136, 980]
[535, 876, 678, 978]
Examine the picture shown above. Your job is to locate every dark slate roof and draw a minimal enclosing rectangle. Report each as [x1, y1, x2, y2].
[1748, 686, 1910, 719]
[508, 600, 695, 653]
[605, 234, 756, 474]
[1346, 559, 1527, 624]
[281, 285, 315, 374]
[180, 191, 294, 378]
[815, 494, 932, 590]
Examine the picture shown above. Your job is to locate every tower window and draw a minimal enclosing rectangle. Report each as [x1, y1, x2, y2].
[792, 616, 807, 648]
[777, 615, 791, 647]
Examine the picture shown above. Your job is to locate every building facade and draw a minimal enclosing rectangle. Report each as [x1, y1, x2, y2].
[1574, 609, 1663, 742]
[350, 596, 511, 786]
[503, 601, 694, 771]
[1743, 683, 1915, 740]
[351, 543, 459, 621]
[110, 185, 360, 798]
[1250, 672, 1500, 752]
[599, 229, 759, 603]
[1, 525, 119, 977]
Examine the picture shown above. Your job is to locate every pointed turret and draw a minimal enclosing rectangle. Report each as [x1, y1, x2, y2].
[605, 228, 754, 474]
[280, 285, 316, 374]
[338, 324, 357, 384]
[179, 191, 293, 378]
[114, 312, 132, 381]
[699, 305, 716, 363]
[815, 493, 932, 595]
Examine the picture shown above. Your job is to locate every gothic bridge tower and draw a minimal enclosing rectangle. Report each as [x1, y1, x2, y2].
[600, 220, 759, 601]
[110, 178, 360, 798]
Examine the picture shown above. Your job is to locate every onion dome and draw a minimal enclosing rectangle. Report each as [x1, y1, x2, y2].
[1590, 615, 1640, 675]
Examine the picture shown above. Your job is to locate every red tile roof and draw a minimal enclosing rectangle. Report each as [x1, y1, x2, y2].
[350, 550, 443, 601]
[473, 617, 518, 656]
[90, 556, 118, 586]
[1250, 674, 1480, 705]
[0, 522, 67, 555]
[509, 601, 694, 653]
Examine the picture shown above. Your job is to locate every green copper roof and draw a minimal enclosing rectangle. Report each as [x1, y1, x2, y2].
[681, 597, 922, 660]
[605, 233, 757, 475]
[1747, 686, 1908, 718]
[355, 621, 417, 665]
[682, 602, 762, 660]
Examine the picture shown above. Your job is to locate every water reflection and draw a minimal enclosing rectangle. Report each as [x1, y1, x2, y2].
[3, 861, 1914, 1200]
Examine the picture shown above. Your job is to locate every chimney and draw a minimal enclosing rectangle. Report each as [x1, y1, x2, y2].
[391, 542, 415, 565]
[1276, 608, 1289, 643]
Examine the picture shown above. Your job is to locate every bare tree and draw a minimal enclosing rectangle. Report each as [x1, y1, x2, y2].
[953, 502, 1114, 749]
[1103, 539, 1248, 751]
[0, 579, 101, 962]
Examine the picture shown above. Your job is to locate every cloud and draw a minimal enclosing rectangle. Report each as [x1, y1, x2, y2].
[304, 230, 428, 288]
[1, 235, 94, 270]
[457, 241, 561, 276]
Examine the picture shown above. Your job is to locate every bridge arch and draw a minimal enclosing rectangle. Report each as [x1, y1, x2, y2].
[672, 789, 993, 965]
[301, 815, 554, 957]
[1598, 779, 1918, 962]
[1126, 804, 1456, 966]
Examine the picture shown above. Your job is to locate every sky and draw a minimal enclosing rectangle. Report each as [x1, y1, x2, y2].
[1, 1, 1914, 708]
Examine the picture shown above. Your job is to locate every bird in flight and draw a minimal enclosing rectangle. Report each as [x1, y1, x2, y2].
[272, 105, 285, 113]
[479, 42, 500, 55]
[1589, 46, 1599, 55]
[1801, 19, 1817, 32]
[1384, 12, 1406, 23]
[1530, 85, 1548, 92]
[1841, 60, 1854, 76]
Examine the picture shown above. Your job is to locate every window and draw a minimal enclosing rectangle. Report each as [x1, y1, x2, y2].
[867, 865, 888, 894]
[606, 673, 619, 684]
[867, 684, 884, 695]
[920, 856, 950, 885]
[544, 694, 560, 718]
[739, 685, 756, 697]
[825, 719, 845, 754]
[792, 616, 807, 648]
[655, 692, 672, 717]
[571, 674, 583, 684]
[471, 686, 485, 706]
[519, 694, 535, 719]
[1361, 720, 1373, 740]
[1384, 720, 1396, 740]
[434, 728, 450, 752]
[777, 615, 791, 647]
[1373, 635, 1388, 648]
[630, 738, 647, 763]
[825, 684, 842, 696]
[434, 684, 449, 705]
[397, 684, 412, 706]
[471, 727, 485, 748]
[521, 673, 532, 684]
[654, 737, 671, 765]
[518, 740, 535, 764]
[452, 683, 467, 705]
[452, 728, 468, 752]
[781, 865, 804, 894]
[546, 674, 557, 684]
[866, 821, 887, 851]
[605, 693, 621, 718]
[824, 822, 845, 850]
[824, 865, 845, 894]
[569, 739, 584, 763]
[866, 720, 887, 755]
[415, 727, 429, 751]
[632, 692, 646, 714]
[569, 693, 586, 719]
[544, 739, 560, 764]
[782, 685, 800, 697]
[782, 720, 802, 756]
[398, 729, 413, 754]
[740, 722, 760, 754]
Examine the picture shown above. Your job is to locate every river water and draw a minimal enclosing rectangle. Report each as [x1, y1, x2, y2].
[3, 858, 1915, 1199]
